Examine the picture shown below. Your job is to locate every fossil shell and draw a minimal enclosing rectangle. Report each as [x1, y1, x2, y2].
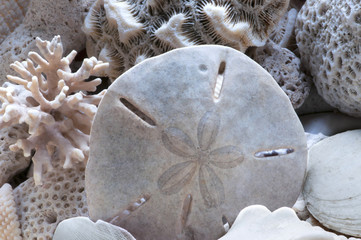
[304, 130, 361, 237]
[86, 45, 307, 239]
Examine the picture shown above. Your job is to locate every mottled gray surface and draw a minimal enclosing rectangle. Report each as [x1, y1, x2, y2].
[86, 46, 307, 239]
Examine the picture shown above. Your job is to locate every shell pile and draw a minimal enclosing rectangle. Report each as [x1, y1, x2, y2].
[1, 0, 361, 239]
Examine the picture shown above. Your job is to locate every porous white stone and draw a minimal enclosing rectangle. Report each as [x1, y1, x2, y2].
[296, 0, 361, 116]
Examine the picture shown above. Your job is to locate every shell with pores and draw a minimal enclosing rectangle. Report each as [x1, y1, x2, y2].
[304, 130, 361, 237]
[296, 0, 361, 117]
[83, 0, 290, 80]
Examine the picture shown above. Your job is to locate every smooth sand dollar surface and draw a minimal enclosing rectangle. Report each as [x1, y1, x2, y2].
[86, 45, 307, 239]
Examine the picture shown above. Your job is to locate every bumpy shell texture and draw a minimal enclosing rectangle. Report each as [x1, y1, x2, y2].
[251, 40, 310, 108]
[296, 0, 361, 117]
[0, 35, 108, 185]
[0, 183, 22, 240]
[14, 157, 88, 240]
[84, 0, 289, 80]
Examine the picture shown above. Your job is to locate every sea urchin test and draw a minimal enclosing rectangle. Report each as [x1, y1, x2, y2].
[86, 45, 307, 239]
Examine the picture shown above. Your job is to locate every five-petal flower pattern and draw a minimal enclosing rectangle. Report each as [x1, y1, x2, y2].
[158, 111, 244, 208]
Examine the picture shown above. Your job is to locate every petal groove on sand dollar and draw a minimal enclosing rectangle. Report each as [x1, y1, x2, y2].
[86, 45, 307, 239]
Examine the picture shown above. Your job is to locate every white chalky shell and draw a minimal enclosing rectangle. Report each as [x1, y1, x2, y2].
[304, 130, 361, 237]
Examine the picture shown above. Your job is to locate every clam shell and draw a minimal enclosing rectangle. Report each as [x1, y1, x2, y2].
[304, 130, 361, 237]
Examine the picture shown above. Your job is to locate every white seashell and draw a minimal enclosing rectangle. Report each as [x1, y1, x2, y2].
[304, 130, 361, 237]
[219, 205, 353, 240]
[53, 217, 135, 240]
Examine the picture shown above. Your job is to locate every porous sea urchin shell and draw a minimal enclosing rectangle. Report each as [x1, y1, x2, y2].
[83, 0, 290, 80]
[250, 40, 311, 108]
[296, 0, 361, 117]
[14, 157, 88, 240]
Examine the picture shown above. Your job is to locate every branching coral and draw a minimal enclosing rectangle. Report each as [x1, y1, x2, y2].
[0, 35, 108, 186]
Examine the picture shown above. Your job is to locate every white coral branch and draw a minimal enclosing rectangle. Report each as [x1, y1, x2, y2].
[0, 35, 108, 185]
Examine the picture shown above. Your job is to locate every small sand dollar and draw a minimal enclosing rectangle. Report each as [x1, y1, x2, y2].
[86, 45, 307, 239]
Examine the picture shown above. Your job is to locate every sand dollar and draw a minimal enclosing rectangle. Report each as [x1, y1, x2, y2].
[86, 45, 307, 239]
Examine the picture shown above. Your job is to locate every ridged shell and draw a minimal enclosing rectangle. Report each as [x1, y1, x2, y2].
[304, 130, 361, 237]
[0, 0, 30, 44]
[83, 0, 290, 80]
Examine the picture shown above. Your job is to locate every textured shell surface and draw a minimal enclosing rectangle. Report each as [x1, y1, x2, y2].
[83, 0, 290, 80]
[296, 0, 361, 117]
[86, 45, 307, 240]
[304, 130, 361, 237]
[0, 0, 29, 44]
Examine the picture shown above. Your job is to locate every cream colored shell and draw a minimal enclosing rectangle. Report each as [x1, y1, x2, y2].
[219, 205, 357, 240]
[0, 183, 22, 240]
[304, 130, 361, 237]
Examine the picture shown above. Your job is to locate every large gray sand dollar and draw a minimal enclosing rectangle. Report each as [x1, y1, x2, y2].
[86, 45, 307, 239]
